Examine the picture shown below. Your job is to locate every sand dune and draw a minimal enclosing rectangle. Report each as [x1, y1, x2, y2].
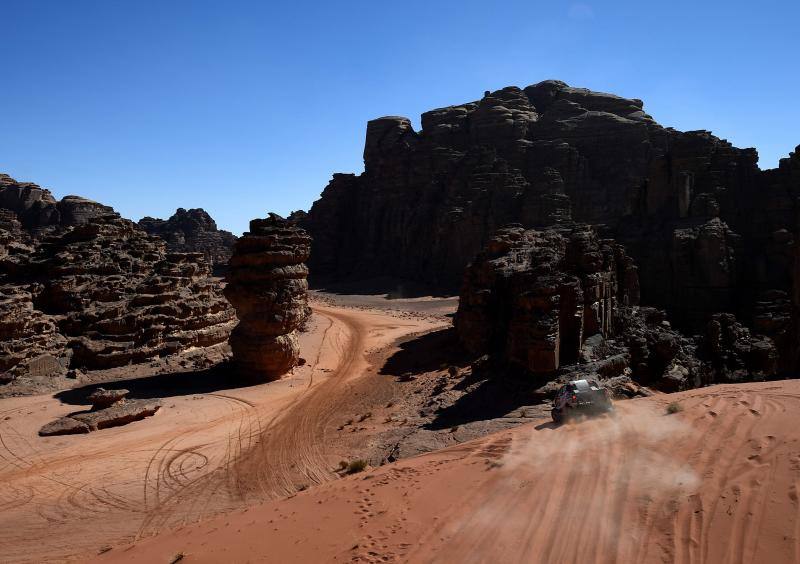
[3, 296, 799, 564]
[0, 301, 448, 563]
[96, 380, 800, 564]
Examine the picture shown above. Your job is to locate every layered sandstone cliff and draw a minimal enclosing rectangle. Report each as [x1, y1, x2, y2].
[455, 224, 779, 391]
[305, 80, 800, 380]
[139, 208, 236, 270]
[0, 175, 235, 382]
[455, 224, 639, 373]
[224, 214, 311, 380]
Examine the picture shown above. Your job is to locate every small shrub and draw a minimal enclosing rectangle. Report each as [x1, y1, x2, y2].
[447, 366, 459, 377]
[338, 460, 349, 471]
[358, 412, 372, 422]
[168, 553, 185, 564]
[666, 401, 683, 415]
[346, 459, 368, 474]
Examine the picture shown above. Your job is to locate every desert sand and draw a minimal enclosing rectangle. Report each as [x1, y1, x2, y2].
[94, 379, 800, 564]
[0, 298, 449, 562]
[4, 296, 800, 564]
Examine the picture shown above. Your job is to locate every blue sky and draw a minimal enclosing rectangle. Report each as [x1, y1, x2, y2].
[1, 1, 797, 234]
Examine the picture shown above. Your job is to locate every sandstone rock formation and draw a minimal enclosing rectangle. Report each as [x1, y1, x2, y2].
[0, 175, 236, 383]
[139, 208, 236, 271]
[456, 224, 638, 373]
[305, 80, 800, 383]
[455, 224, 780, 391]
[87, 387, 130, 409]
[0, 174, 115, 233]
[39, 387, 160, 436]
[224, 214, 311, 379]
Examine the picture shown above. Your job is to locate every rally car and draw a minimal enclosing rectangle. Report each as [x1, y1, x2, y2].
[551, 379, 614, 424]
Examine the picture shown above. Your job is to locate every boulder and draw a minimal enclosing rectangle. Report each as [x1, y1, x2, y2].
[38, 399, 161, 436]
[86, 387, 129, 409]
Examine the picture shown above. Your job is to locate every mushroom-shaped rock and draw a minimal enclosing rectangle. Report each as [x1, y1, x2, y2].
[224, 214, 311, 380]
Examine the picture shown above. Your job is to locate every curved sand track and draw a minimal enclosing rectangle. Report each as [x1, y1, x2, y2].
[96, 380, 800, 564]
[0, 301, 447, 563]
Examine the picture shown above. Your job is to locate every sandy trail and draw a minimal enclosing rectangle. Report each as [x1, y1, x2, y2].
[96, 380, 800, 564]
[0, 301, 447, 563]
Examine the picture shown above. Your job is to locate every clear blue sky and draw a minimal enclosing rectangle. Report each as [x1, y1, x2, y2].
[1, 1, 797, 234]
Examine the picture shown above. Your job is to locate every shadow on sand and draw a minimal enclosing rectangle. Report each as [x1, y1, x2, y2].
[425, 372, 553, 431]
[379, 327, 472, 377]
[53, 362, 258, 406]
[378, 327, 555, 431]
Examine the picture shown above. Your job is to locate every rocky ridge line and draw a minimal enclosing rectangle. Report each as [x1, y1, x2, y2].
[0, 174, 236, 383]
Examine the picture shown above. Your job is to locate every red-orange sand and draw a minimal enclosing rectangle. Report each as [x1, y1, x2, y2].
[0, 301, 448, 563]
[96, 379, 800, 564]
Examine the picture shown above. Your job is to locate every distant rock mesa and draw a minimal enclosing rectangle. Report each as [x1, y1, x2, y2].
[139, 207, 236, 271]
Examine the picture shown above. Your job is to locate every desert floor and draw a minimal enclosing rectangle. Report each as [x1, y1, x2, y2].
[0, 295, 451, 562]
[96, 379, 800, 564]
[2, 294, 800, 563]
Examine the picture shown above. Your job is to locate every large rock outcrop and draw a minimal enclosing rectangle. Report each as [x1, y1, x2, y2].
[139, 208, 236, 271]
[0, 174, 115, 233]
[455, 224, 780, 391]
[304, 80, 800, 379]
[224, 214, 311, 380]
[456, 224, 638, 373]
[0, 175, 236, 382]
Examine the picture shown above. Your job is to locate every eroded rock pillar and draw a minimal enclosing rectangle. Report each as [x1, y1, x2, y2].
[224, 214, 311, 379]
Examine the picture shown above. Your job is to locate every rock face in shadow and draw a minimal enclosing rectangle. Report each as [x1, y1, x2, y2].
[456, 224, 639, 373]
[224, 214, 311, 380]
[456, 225, 779, 391]
[0, 175, 236, 382]
[304, 80, 800, 381]
[138, 208, 237, 270]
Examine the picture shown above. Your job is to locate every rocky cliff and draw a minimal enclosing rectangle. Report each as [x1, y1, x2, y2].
[224, 214, 311, 380]
[455, 224, 778, 391]
[139, 208, 236, 270]
[0, 175, 236, 383]
[305, 80, 800, 380]
[456, 224, 639, 373]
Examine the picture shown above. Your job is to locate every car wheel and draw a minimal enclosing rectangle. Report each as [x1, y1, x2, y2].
[551, 408, 563, 424]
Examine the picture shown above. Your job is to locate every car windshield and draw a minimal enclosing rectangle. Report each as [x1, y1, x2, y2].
[573, 380, 591, 392]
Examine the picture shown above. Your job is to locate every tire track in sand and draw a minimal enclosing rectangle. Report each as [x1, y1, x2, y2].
[229, 305, 366, 498]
